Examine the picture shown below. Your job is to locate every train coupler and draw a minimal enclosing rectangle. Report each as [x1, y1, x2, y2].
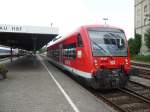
[94, 69, 129, 89]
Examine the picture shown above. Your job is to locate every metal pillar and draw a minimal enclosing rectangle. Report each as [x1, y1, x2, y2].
[46, 44, 48, 53]
[32, 37, 37, 66]
[32, 37, 37, 56]
[10, 47, 13, 62]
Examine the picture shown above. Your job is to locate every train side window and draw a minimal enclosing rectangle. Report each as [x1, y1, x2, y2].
[62, 43, 76, 60]
[77, 34, 83, 47]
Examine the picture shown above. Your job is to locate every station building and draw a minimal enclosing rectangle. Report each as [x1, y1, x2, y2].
[134, 0, 150, 55]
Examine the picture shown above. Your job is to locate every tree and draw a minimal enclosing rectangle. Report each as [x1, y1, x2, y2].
[128, 34, 141, 55]
[145, 28, 150, 50]
[134, 34, 142, 54]
[38, 47, 47, 53]
[128, 38, 135, 55]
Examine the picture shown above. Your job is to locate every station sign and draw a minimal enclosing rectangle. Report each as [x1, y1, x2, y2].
[0, 24, 25, 33]
[0, 24, 59, 34]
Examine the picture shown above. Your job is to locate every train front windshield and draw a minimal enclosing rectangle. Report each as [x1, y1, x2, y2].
[88, 28, 128, 56]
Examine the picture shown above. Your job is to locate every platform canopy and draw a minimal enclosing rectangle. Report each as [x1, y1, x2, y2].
[0, 24, 58, 51]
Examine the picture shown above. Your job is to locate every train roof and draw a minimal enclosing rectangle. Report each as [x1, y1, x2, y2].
[48, 24, 124, 47]
[81, 24, 124, 31]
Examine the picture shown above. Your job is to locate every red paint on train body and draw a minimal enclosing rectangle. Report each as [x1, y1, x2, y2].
[47, 25, 131, 89]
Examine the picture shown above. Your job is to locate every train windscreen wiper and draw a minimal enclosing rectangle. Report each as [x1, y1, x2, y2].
[90, 39, 111, 56]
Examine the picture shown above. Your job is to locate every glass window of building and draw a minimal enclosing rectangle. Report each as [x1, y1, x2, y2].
[144, 18, 147, 25]
[144, 5, 148, 13]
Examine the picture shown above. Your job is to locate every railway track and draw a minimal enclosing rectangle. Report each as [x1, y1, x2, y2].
[87, 81, 150, 112]
[136, 71, 150, 79]
[131, 61, 150, 79]
[138, 68, 150, 79]
[125, 81, 150, 102]
[131, 61, 150, 68]
[98, 89, 150, 112]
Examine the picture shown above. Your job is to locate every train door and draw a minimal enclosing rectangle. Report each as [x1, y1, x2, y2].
[76, 33, 86, 69]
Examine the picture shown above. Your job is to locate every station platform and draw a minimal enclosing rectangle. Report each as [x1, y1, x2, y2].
[0, 55, 116, 112]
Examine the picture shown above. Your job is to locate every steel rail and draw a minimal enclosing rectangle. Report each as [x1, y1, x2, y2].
[124, 81, 150, 101]
[87, 86, 150, 112]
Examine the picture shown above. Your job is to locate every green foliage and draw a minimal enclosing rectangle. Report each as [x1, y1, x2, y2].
[128, 34, 142, 55]
[135, 34, 142, 53]
[128, 38, 134, 55]
[0, 64, 8, 79]
[131, 55, 150, 62]
[145, 28, 150, 50]
[38, 48, 43, 53]
[38, 47, 47, 53]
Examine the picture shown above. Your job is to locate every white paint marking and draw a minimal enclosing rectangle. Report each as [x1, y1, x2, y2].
[39, 56, 80, 112]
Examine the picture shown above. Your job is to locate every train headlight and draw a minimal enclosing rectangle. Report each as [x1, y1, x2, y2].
[125, 59, 128, 64]
[94, 60, 98, 65]
[94, 60, 99, 68]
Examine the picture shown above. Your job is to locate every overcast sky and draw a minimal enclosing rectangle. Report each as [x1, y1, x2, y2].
[0, 0, 134, 39]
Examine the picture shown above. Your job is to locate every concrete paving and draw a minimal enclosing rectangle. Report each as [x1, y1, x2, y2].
[0, 55, 73, 112]
[0, 55, 116, 112]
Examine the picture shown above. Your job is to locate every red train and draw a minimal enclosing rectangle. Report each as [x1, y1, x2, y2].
[47, 25, 131, 89]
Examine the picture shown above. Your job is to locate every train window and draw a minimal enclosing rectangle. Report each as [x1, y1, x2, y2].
[49, 48, 60, 58]
[116, 38, 125, 49]
[88, 28, 128, 56]
[63, 43, 76, 59]
[77, 34, 83, 47]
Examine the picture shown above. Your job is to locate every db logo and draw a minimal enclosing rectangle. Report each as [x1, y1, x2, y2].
[110, 60, 115, 65]
[77, 51, 82, 58]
